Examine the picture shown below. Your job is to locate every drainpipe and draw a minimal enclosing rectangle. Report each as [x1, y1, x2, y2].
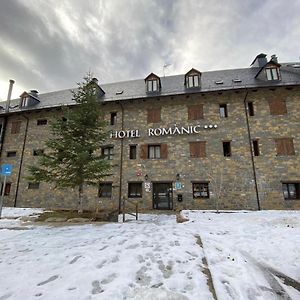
[14, 115, 29, 207]
[118, 102, 125, 213]
[243, 91, 261, 210]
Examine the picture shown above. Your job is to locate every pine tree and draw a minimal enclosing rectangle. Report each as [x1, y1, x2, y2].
[28, 74, 111, 213]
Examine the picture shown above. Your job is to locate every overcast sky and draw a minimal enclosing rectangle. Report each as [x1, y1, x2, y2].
[0, 0, 299, 101]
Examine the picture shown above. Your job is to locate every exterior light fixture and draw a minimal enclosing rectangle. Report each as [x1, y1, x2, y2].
[144, 174, 148, 181]
[176, 173, 180, 181]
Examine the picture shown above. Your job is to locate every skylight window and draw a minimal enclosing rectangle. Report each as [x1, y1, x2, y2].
[215, 80, 223, 84]
[233, 79, 242, 83]
[116, 90, 123, 95]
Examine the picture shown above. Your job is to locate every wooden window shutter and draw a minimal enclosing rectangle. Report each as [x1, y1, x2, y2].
[147, 108, 161, 123]
[190, 142, 206, 157]
[284, 138, 295, 155]
[268, 99, 287, 115]
[275, 139, 285, 155]
[160, 144, 168, 159]
[199, 141, 206, 157]
[140, 144, 148, 159]
[11, 121, 21, 134]
[188, 105, 203, 120]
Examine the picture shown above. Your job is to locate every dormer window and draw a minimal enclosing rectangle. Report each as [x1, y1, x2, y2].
[266, 67, 280, 80]
[20, 96, 29, 107]
[185, 68, 201, 89]
[147, 79, 158, 92]
[145, 73, 161, 93]
[188, 75, 200, 88]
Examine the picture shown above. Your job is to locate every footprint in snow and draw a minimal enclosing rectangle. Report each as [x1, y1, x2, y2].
[101, 273, 117, 285]
[37, 275, 59, 286]
[125, 243, 139, 249]
[91, 280, 104, 294]
[0, 293, 13, 300]
[69, 255, 82, 264]
[96, 259, 107, 269]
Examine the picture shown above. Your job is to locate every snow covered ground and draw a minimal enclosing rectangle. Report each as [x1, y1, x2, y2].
[0, 208, 299, 300]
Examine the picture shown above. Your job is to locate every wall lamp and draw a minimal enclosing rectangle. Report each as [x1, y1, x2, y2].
[144, 174, 148, 181]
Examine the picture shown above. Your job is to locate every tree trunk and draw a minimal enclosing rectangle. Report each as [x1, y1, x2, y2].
[78, 184, 83, 214]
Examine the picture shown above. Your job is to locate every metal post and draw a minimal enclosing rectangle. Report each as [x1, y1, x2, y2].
[0, 175, 7, 219]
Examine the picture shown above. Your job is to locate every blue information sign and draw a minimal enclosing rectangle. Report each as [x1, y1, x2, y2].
[175, 182, 182, 190]
[1, 164, 12, 176]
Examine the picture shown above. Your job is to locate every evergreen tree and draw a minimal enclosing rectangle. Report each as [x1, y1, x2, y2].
[28, 74, 111, 213]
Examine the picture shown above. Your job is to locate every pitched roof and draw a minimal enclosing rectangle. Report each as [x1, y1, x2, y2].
[1, 63, 300, 114]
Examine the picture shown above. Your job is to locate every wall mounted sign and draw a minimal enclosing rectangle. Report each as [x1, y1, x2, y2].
[175, 182, 182, 190]
[110, 124, 218, 139]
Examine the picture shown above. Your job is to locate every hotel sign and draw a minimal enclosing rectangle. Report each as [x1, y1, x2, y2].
[110, 124, 218, 139]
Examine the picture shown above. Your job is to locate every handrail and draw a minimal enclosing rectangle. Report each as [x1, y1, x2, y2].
[122, 197, 138, 222]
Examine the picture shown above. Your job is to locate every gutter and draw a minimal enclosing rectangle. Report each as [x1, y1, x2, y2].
[14, 115, 29, 207]
[118, 102, 125, 213]
[243, 91, 261, 210]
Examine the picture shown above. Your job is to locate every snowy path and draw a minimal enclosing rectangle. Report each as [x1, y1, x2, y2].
[0, 210, 212, 300]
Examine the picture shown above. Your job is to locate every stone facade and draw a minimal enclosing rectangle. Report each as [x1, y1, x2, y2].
[1, 56, 300, 211]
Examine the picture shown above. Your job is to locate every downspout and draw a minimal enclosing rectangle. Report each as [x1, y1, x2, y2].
[0, 80, 15, 157]
[14, 115, 29, 207]
[118, 102, 125, 213]
[243, 91, 261, 210]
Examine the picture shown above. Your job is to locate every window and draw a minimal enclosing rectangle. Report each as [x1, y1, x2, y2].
[268, 99, 287, 115]
[102, 147, 114, 160]
[275, 138, 295, 156]
[129, 145, 137, 159]
[11, 121, 21, 134]
[110, 112, 117, 125]
[128, 182, 142, 198]
[37, 119, 47, 126]
[148, 145, 161, 159]
[282, 183, 299, 200]
[1, 182, 11, 196]
[252, 140, 260, 156]
[147, 79, 159, 92]
[189, 141, 206, 158]
[247, 102, 254, 116]
[193, 182, 209, 198]
[187, 75, 200, 88]
[7, 151, 17, 157]
[28, 182, 40, 189]
[223, 141, 231, 157]
[99, 183, 112, 198]
[188, 105, 203, 120]
[147, 108, 161, 123]
[33, 149, 44, 156]
[266, 68, 280, 80]
[219, 104, 228, 118]
[20, 96, 29, 107]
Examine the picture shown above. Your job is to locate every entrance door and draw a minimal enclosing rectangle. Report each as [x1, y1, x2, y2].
[153, 182, 173, 210]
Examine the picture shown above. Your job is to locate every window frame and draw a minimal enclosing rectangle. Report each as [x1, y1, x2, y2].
[223, 141, 231, 157]
[28, 182, 40, 189]
[128, 182, 143, 198]
[147, 79, 159, 92]
[192, 182, 209, 199]
[37, 119, 47, 126]
[148, 145, 161, 159]
[266, 67, 280, 80]
[187, 75, 200, 88]
[110, 112, 117, 125]
[7, 151, 17, 157]
[275, 138, 295, 156]
[219, 104, 228, 118]
[11, 121, 21, 134]
[282, 182, 299, 200]
[252, 140, 260, 156]
[129, 145, 137, 160]
[98, 183, 112, 198]
[247, 102, 255, 116]
[102, 146, 114, 160]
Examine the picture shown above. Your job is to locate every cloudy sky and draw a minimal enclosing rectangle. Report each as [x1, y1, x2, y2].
[0, 0, 299, 101]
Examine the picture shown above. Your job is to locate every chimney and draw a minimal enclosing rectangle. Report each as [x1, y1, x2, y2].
[29, 90, 39, 98]
[271, 54, 278, 63]
[5, 79, 15, 113]
[250, 53, 268, 68]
